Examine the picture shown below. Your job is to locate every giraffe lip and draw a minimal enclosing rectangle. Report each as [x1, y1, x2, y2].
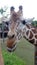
[7, 43, 17, 52]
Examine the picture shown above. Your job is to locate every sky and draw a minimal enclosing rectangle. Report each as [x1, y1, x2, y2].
[0, 0, 37, 20]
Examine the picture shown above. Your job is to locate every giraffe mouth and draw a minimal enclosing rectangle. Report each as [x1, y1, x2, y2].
[7, 34, 17, 52]
[7, 43, 17, 52]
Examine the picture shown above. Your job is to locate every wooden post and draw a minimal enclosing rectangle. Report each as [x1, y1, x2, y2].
[0, 47, 4, 65]
[2, 21, 4, 43]
[35, 46, 37, 65]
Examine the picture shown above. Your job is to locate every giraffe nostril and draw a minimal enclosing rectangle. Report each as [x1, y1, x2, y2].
[7, 34, 15, 39]
[12, 35, 15, 38]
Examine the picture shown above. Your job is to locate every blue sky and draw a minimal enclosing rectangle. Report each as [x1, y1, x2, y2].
[0, 0, 37, 20]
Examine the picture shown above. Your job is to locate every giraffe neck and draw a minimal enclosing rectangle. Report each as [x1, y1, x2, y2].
[23, 24, 37, 45]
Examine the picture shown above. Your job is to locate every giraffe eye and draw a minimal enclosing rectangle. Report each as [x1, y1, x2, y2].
[22, 20, 26, 25]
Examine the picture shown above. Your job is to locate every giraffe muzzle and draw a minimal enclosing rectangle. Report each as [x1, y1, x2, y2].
[7, 43, 17, 52]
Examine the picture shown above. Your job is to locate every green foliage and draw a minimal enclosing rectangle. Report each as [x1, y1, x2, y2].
[0, 6, 8, 15]
[0, 8, 6, 15]
[31, 20, 37, 27]
[2, 50, 26, 65]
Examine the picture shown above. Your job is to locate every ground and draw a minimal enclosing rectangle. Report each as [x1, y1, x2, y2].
[0, 38, 34, 65]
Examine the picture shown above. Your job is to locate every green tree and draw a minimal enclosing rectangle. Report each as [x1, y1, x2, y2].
[31, 20, 37, 27]
[0, 6, 8, 16]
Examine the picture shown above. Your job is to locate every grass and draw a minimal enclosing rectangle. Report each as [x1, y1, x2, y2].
[1, 38, 34, 65]
[2, 49, 26, 65]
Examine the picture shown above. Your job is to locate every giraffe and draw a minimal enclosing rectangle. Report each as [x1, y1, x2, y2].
[7, 6, 22, 51]
[7, 6, 37, 65]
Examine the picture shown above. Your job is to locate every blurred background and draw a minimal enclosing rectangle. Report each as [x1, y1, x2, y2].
[0, 0, 37, 19]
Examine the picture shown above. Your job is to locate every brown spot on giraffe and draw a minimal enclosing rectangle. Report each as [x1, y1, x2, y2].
[29, 31, 33, 39]
[35, 40, 37, 46]
[35, 35, 37, 39]
[12, 12, 19, 22]
[29, 39, 35, 44]
[26, 30, 29, 36]
[36, 40, 37, 44]
[32, 29, 37, 34]
[26, 24, 30, 29]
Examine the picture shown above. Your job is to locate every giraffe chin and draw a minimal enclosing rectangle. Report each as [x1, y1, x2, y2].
[7, 44, 16, 52]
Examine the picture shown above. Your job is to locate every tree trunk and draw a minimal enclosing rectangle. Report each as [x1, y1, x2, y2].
[35, 46, 37, 65]
[0, 47, 4, 65]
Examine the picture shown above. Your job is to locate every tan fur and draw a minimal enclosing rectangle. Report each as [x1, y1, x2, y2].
[7, 36, 16, 48]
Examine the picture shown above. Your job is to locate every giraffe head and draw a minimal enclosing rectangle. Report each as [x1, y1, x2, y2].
[7, 6, 24, 52]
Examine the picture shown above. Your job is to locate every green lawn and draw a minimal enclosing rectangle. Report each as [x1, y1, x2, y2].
[2, 50, 26, 65]
[1, 38, 34, 65]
